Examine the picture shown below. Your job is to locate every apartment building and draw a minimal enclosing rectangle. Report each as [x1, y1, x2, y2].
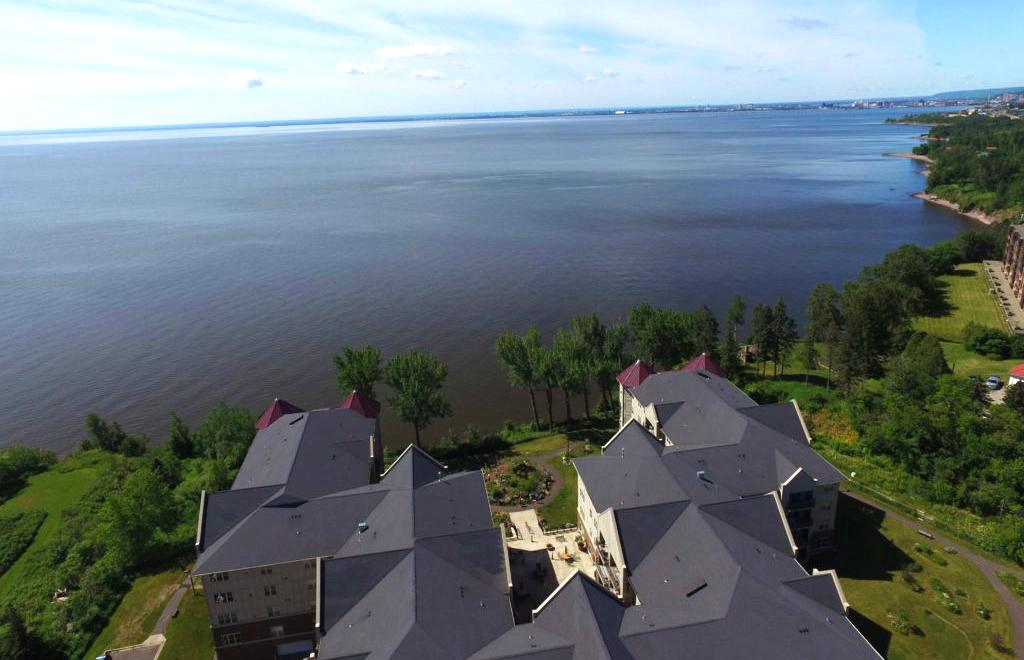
[614, 359, 843, 561]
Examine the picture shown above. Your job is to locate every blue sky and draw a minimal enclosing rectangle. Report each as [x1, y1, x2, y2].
[1, 0, 1020, 130]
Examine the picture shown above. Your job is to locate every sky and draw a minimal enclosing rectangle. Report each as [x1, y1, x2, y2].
[1, 0, 1021, 130]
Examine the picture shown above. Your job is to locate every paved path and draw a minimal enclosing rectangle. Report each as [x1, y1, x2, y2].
[493, 442, 582, 513]
[846, 491, 1024, 657]
[108, 575, 191, 660]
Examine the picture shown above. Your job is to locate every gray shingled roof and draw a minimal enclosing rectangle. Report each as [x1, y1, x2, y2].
[470, 492, 880, 660]
[318, 528, 513, 660]
[232, 407, 377, 499]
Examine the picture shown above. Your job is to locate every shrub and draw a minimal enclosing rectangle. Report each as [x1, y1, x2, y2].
[900, 571, 924, 592]
[905, 560, 924, 573]
[962, 322, 1012, 359]
[0, 446, 57, 504]
[0, 511, 47, 575]
[977, 603, 991, 620]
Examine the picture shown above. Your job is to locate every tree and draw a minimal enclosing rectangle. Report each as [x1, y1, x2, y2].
[495, 330, 541, 430]
[725, 294, 746, 339]
[383, 350, 452, 447]
[748, 303, 775, 378]
[596, 324, 631, 413]
[806, 283, 843, 389]
[629, 303, 697, 369]
[1006, 383, 1024, 418]
[770, 296, 798, 378]
[835, 279, 912, 388]
[167, 412, 194, 459]
[552, 327, 589, 420]
[696, 305, 720, 361]
[719, 324, 743, 383]
[102, 467, 176, 568]
[194, 403, 256, 469]
[860, 244, 941, 314]
[81, 413, 147, 456]
[526, 332, 556, 430]
[800, 338, 819, 383]
[333, 345, 383, 398]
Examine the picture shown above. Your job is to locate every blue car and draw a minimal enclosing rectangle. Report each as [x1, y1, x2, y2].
[987, 376, 1002, 390]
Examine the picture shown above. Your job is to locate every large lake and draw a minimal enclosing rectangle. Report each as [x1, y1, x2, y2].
[0, 108, 972, 453]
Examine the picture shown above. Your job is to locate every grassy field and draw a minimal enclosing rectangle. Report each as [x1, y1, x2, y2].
[826, 494, 1013, 660]
[911, 263, 1019, 378]
[0, 450, 110, 594]
[997, 572, 1024, 601]
[537, 444, 591, 529]
[914, 264, 1006, 341]
[160, 587, 214, 660]
[85, 563, 189, 657]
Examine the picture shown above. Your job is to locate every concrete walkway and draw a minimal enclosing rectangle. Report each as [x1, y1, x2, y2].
[846, 491, 1024, 657]
[108, 575, 191, 660]
[983, 260, 1024, 334]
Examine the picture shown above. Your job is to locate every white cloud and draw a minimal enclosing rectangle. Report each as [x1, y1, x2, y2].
[781, 17, 830, 30]
[335, 61, 367, 74]
[579, 44, 598, 53]
[583, 75, 596, 82]
[451, 79, 466, 89]
[410, 69, 441, 79]
[377, 44, 454, 60]
[603, 68, 619, 77]
[528, 81, 538, 88]
[229, 68, 263, 88]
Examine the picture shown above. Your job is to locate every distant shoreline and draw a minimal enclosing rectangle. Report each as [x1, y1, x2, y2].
[885, 151, 998, 225]
[913, 192, 999, 226]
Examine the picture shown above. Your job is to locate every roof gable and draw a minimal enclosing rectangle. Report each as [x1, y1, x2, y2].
[617, 360, 653, 388]
[681, 353, 726, 378]
[255, 397, 305, 429]
[382, 444, 450, 489]
[339, 390, 382, 419]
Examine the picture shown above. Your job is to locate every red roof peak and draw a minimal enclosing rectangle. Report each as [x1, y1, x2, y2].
[1010, 364, 1024, 378]
[255, 398, 305, 429]
[682, 352, 726, 378]
[617, 360, 653, 387]
[338, 390, 381, 419]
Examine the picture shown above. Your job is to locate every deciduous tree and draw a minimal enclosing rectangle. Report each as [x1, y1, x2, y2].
[384, 350, 452, 447]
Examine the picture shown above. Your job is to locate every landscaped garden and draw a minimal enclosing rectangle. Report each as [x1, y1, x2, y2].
[484, 458, 552, 507]
[824, 494, 1013, 660]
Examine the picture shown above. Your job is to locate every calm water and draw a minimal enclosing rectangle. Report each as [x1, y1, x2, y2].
[0, 109, 972, 453]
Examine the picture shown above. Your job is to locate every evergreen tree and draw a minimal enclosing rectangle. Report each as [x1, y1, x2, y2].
[696, 305, 720, 361]
[771, 296, 798, 378]
[806, 283, 843, 389]
[725, 293, 746, 339]
[748, 303, 775, 378]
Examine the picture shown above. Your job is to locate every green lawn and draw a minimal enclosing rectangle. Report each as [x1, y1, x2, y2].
[911, 263, 1018, 379]
[997, 572, 1024, 601]
[914, 263, 1006, 341]
[160, 588, 214, 660]
[827, 494, 1013, 660]
[85, 563, 189, 657]
[537, 445, 590, 529]
[0, 450, 110, 594]
[512, 433, 571, 457]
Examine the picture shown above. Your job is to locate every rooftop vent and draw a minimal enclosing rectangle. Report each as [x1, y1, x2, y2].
[697, 470, 713, 484]
[357, 521, 369, 534]
[685, 582, 708, 598]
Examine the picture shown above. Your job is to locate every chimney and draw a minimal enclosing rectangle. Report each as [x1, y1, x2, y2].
[368, 431, 380, 484]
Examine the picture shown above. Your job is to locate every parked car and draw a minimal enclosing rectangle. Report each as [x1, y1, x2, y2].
[987, 375, 1002, 390]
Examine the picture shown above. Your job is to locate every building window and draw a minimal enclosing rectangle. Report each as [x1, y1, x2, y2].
[264, 584, 277, 596]
[216, 612, 238, 626]
[304, 560, 314, 570]
[220, 632, 242, 645]
[267, 606, 281, 618]
[270, 625, 285, 638]
[214, 592, 233, 604]
[209, 572, 230, 582]
[260, 566, 274, 575]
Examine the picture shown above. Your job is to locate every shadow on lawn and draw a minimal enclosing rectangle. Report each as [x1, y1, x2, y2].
[810, 493, 919, 658]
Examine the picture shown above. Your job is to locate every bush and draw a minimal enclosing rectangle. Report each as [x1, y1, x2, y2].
[977, 603, 991, 620]
[900, 571, 924, 592]
[0, 446, 57, 504]
[962, 322, 1012, 359]
[0, 511, 46, 575]
[905, 560, 924, 573]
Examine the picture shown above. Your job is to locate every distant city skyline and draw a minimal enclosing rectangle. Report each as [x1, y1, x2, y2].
[2, 0, 1021, 130]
